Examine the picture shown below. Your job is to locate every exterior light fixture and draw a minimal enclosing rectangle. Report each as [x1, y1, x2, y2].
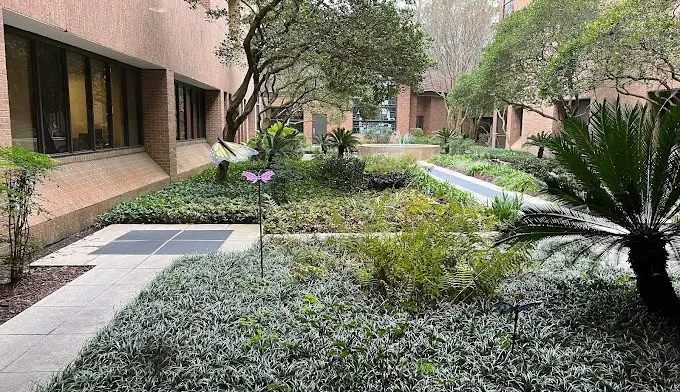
[149, 0, 167, 13]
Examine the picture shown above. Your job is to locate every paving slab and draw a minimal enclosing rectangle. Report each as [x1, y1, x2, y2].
[0, 223, 259, 392]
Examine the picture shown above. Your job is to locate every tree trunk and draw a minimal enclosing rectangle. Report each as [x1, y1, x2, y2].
[338, 145, 345, 158]
[537, 146, 545, 159]
[628, 239, 680, 319]
[216, 161, 230, 182]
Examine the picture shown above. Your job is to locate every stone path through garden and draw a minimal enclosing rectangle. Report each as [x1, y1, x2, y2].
[0, 224, 259, 392]
[419, 161, 551, 207]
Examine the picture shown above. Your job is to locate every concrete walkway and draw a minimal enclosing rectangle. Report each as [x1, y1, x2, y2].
[419, 161, 551, 207]
[0, 224, 259, 392]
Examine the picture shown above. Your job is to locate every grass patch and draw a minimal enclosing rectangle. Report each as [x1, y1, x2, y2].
[39, 241, 680, 391]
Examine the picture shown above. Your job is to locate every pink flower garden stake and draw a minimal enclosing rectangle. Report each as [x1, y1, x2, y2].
[242, 170, 275, 278]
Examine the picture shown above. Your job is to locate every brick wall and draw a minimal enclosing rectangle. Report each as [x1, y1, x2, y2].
[396, 86, 411, 133]
[205, 90, 224, 145]
[407, 94, 448, 135]
[176, 141, 212, 179]
[141, 69, 177, 178]
[31, 151, 169, 245]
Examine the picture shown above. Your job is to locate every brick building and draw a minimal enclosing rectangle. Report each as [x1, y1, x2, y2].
[0, 0, 255, 244]
[491, 0, 680, 152]
[301, 85, 450, 141]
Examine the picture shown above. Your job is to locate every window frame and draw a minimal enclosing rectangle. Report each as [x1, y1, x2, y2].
[5, 26, 143, 156]
[175, 80, 207, 141]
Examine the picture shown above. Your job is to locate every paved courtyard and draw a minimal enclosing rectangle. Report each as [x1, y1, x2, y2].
[0, 224, 259, 392]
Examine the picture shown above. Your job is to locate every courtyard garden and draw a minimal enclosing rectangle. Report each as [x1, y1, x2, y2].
[28, 101, 680, 391]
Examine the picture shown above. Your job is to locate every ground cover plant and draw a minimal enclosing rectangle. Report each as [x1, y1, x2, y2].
[38, 241, 680, 391]
[101, 156, 490, 234]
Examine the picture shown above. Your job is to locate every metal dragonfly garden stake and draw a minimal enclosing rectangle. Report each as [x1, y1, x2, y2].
[495, 299, 543, 353]
[242, 170, 274, 278]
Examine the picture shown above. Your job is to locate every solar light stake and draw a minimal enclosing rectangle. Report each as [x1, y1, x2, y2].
[495, 299, 543, 353]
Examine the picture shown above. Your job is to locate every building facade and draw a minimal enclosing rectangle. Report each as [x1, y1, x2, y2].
[0, 0, 254, 245]
[491, 0, 680, 153]
[301, 86, 449, 140]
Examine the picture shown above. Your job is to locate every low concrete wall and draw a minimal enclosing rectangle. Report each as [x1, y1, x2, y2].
[358, 144, 441, 161]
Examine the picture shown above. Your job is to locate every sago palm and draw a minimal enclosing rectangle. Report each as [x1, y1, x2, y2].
[329, 128, 360, 158]
[523, 131, 554, 158]
[434, 128, 454, 154]
[498, 101, 680, 319]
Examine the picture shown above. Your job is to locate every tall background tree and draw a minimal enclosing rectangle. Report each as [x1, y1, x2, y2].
[549, 0, 680, 106]
[451, 0, 601, 128]
[418, 0, 496, 133]
[189, 0, 430, 179]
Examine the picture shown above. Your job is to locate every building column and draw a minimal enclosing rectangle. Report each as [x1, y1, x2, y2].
[506, 106, 523, 147]
[141, 69, 177, 178]
[205, 90, 223, 145]
[395, 86, 411, 133]
[0, 11, 11, 147]
[303, 110, 314, 140]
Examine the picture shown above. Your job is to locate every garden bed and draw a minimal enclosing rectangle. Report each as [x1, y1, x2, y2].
[38, 240, 680, 391]
[0, 265, 92, 324]
[100, 157, 492, 234]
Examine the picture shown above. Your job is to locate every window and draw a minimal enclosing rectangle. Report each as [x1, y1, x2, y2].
[175, 81, 206, 141]
[4, 27, 143, 155]
[6, 34, 37, 151]
[503, 0, 513, 17]
[415, 116, 424, 129]
[352, 98, 397, 133]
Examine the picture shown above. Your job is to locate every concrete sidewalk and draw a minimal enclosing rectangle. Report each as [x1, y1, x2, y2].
[0, 224, 259, 392]
[419, 161, 551, 207]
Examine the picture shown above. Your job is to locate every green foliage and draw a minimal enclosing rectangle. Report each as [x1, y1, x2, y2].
[328, 128, 360, 157]
[355, 220, 530, 302]
[434, 128, 454, 154]
[0, 146, 56, 283]
[490, 193, 523, 223]
[523, 131, 555, 158]
[448, 137, 474, 155]
[363, 155, 416, 174]
[254, 122, 304, 163]
[409, 128, 424, 137]
[406, 135, 436, 145]
[366, 172, 410, 191]
[361, 126, 393, 144]
[39, 242, 680, 392]
[551, 0, 680, 96]
[317, 156, 366, 191]
[477, 132, 489, 145]
[459, 0, 601, 119]
[428, 154, 542, 194]
[498, 101, 680, 318]
[312, 134, 330, 154]
[409, 168, 477, 205]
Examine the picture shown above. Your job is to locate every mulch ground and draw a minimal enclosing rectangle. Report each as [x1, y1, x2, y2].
[0, 225, 101, 325]
[0, 266, 92, 324]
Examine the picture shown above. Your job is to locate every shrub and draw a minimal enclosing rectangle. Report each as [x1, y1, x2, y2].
[362, 126, 393, 144]
[407, 135, 436, 144]
[410, 127, 425, 137]
[477, 132, 490, 145]
[448, 137, 475, 155]
[366, 172, 410, 191]
[0, 147, 56, 283]
[317, 156, 366, 191]
[434, 128, 454, 153]
[328, 128, 361, 157]
[490, 192, 523, 222]
[363, 155, 416, 174]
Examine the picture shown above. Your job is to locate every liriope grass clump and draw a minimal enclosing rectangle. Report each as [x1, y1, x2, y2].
[38, 242, 680, 392]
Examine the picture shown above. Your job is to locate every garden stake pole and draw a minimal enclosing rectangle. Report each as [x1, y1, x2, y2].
[511, 309, 519, 354]
[258, 176, 264, 279]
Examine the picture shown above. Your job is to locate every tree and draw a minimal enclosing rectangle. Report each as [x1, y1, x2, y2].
[328, 128, 360, 158]
[188, 0, 430, 180]
[466, 0, 601, 125]
[522, 131, 554, 158]
[550, 0, 680, 106]
[498, 101, 680, 319]
[418, 0, 496, 134]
